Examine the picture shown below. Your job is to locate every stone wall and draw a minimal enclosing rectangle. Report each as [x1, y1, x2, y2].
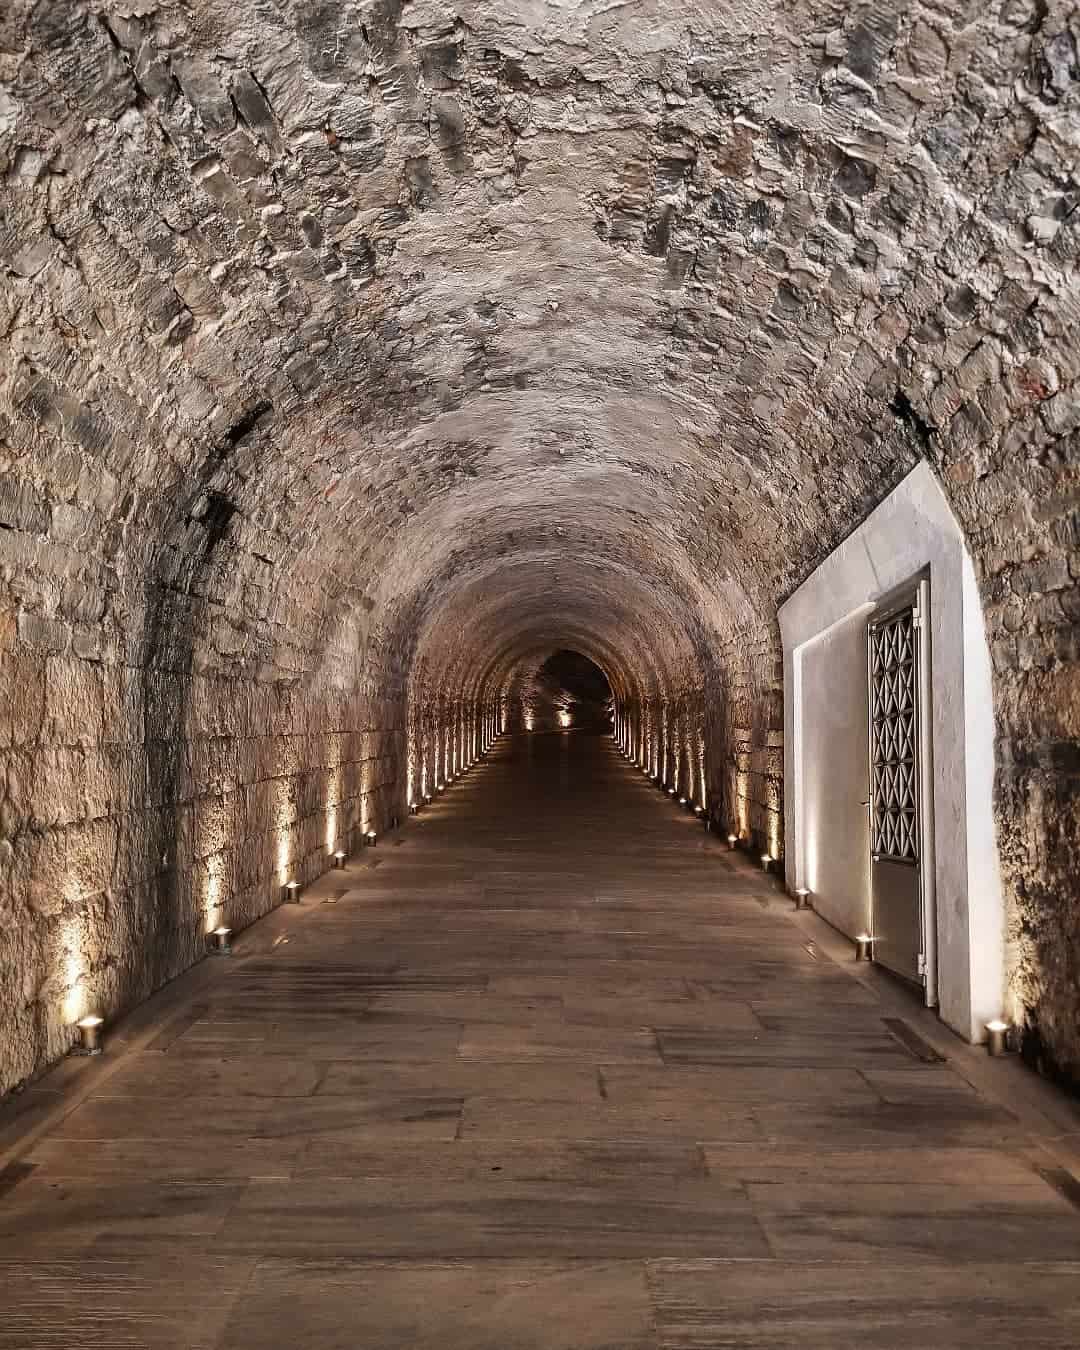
[0, 626, 405, 1095]
[614, 623, 782, 864]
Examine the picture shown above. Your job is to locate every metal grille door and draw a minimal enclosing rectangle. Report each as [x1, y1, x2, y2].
[868, 599, 924, 986]
[870, 612, 919, 863]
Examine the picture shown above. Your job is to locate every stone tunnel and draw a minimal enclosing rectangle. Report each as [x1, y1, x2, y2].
[1, 2, 1079, 1344]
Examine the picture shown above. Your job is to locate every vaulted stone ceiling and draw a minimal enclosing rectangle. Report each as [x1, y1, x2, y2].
[5, 0, 1074, 678]
[0, 3, 1077, 1091]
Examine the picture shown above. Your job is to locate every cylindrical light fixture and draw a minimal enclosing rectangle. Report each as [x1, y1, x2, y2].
[212, 926, 232, 955]
[333, 850, 346, 869]
[986, 1019, 1010, 1056]
[409, 802, 419, 815]
[283, 880, 301, 904]
[760, 853, 772, 873]
[728, 834, 737, 850]
[365, 830, 377, 847]
[75, 1014, 104, 1056]
[794, 887, 811, 910]
[855, 933, 873, 962]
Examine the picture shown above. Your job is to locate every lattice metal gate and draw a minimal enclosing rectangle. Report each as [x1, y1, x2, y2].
[868, 593, 926, 987]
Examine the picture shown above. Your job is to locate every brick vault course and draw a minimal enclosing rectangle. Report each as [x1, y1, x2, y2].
[2, 735, 1080, 1348]
[0, 4, 1078, 1102]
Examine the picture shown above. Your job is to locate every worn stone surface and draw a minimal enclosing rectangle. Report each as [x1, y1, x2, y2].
[0, 1, 1078, 1092]
[2, 735, 1080, 1348]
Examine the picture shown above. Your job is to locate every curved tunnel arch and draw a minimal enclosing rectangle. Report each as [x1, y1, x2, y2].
[0, 0, 1077, 1094]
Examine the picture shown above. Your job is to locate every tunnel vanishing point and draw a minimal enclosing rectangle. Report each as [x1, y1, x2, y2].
[0, 1, 1078, 1110]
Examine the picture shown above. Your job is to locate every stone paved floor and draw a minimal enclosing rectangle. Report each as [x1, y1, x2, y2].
[2, 732, 1080, 1348]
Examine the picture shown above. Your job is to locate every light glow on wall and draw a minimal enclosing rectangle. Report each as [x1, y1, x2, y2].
[204, 852, 225, 935]
[325, 763, 341, 854]
[275, 787, 294, 884]
[61, 914, 87, 1025]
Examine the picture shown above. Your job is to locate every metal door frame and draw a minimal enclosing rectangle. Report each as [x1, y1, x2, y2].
[867, 572, 937, 1007]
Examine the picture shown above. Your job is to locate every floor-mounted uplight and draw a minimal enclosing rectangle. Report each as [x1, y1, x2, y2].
[409, 802, 419, 815]
[794, 887, 811, 911]
[986, 1019, 1011, 1056]
[365, 830, 377, 847]
[333, 850, 346, 869]
[73, 1014, 104, 1056]
[760, 853, 773, 873]
[283, 880, 301, 904]
[211, 926, 232, 955]
[855, 932, 874, 962]
[728, 834, 737, 850]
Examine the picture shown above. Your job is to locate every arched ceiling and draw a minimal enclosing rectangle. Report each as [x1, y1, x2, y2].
[1, 1, 1076, 696]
